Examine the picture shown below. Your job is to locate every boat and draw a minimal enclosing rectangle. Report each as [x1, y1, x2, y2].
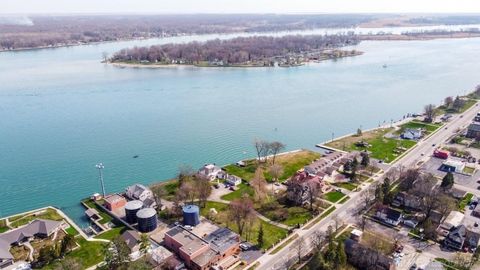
[382, 64, 388, 68]
[133, 155, 139, 158]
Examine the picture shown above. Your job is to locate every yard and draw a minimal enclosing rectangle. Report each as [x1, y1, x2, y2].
[200, 201, 288, 250]
[325, 128, 416, 163]
[223, 150, 321, 182]
[9, 208, 63, 228]
[95, 224, 128, 240]
[258, 201, 314, 227]
[332, 182, 358, 191]
[396, 120, 442, 135]
[151, 179, 179, 201]
[323, 191, 346, 203]
[220, 183, 254, 201]
[43, 238, 107, 270]
[0, 219, 8, 233]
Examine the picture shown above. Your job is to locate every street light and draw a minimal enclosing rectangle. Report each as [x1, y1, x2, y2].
[96, 163, 106, 197]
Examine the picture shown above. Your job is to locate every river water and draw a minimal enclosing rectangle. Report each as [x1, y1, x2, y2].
[1, 26, 480, 226]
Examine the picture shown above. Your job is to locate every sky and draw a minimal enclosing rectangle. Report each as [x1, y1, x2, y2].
[2, 0, 480, 14]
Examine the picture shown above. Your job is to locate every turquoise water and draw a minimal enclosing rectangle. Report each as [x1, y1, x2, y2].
[1, 34, 480, 227]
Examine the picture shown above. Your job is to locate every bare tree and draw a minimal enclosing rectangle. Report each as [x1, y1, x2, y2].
[251, 168, 268, 203]
[444, 96, 454, 108]
[197, 176, 212, 208]
[361, 187, 374, 211]
[311, 231, 325, 252]
[306, 181, 320, 211]
[254, 139, 268, 164]
[178, 181, 197, 204]
[292, 236, 306, 263]
[228, 196, 255, 236]
[424, 104, 436, 123]
[269, 141, 285, 165]
[177, 164, 195, 186]
[269, 164, 284, 182]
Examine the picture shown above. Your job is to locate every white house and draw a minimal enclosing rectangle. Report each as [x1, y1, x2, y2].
[225, 174, 242, 186]
[401, 128, 423, 140]
[125, 184, 156, 208]
[197, 164, 222, 181]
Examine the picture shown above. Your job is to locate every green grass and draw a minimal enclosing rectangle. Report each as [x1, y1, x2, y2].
[43, 238, 107, 270]
[397, 120, 441, 135]
[83, 199, 113, 224]
[323, 191, 346, 203]
[332, 182, 358, 191]
[458, 193, 474, 212]
[0, 219, 8, 233]
[221, 183, 255, 201]
[200, 201, 288, 249]
[65, 226, 79, 236]
[353, 137, 416, 162]
[270, 234, 298, 254]
[224, 150, 321, 182]
[9, 208, 63, 228]
[338, 196, 350, 204]
[434, 258, 469, 270]
[151, 180, 180, 201]
[260, 205, 313, 226]
[95, 225, 128, 240]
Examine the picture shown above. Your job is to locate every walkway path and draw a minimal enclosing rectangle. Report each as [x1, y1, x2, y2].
[23, 242, 34, 262]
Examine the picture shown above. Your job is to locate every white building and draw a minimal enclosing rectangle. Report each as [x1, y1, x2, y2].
[125, 184, 156, 208]
[197, 164, 222, 181]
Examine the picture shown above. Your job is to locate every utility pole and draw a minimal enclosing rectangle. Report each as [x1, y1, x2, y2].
[96, 163, 106, 197]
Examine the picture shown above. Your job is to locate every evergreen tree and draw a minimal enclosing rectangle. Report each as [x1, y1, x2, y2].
[335, 241, 347, 268]
[257, 223, 264, 249]
[361, 153, 370, 167]
[381, 178, 392, 204]
[441, 172, 454, 190]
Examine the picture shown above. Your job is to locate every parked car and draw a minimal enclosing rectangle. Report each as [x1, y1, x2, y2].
[404, 220, 419, 228]
[410, 264, 417, 270]
[240, 242, 252, 251]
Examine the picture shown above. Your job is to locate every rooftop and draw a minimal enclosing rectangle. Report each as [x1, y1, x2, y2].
[165, 226, 209, 256]
[204, 227, 240, 254]
[104, 194, 126, 204]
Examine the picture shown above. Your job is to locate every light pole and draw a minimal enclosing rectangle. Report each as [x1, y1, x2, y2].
[96, 163, 106, 197]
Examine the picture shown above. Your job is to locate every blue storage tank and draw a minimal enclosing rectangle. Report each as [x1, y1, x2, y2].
[136, 208, 157, 233]
[183, 205, 200, 226]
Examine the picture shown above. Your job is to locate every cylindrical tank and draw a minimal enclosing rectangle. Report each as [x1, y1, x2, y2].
[182, 205, 200, 226]
[137, 208, 157, 233]
[125, 200, 143, 224]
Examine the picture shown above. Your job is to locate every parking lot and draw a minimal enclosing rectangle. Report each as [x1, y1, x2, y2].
[420, 156, 480, 190]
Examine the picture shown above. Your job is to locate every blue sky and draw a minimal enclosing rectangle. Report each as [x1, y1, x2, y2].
[2, 0, 480, 14]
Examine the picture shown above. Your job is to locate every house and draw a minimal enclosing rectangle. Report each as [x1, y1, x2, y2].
[0, 219, 63, 267]
[350, 229, 363, 242]
[437, 211, 464, 237]
[440, 159, 465, 173]
[466, 123, 480, 138]
[444, 225, 467, 250]
[198, 164, 222, 181]
[286, 171, 330, 205]
[125, 184, 156, 208]
[344, 239, 396, 270]
[104, 194, 127, 212]
[401, 128, 423, 140]
[225, 175, 242, 186]
[375, 207, 403, 226]
[121, 230, 142, 259]
[392, 192, 422, 210]
[449, 187, 468, 199]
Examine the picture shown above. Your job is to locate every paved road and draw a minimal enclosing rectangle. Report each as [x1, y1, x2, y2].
[253, 101, 480, 270]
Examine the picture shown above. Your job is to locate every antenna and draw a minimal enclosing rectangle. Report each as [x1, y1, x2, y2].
[96, 163, 106, 197]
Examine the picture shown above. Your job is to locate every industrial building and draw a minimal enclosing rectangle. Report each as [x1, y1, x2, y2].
[103, 194, 127, 212]
[136, 208, 157, 233]
[125, 200, 143, 224]
[183, 205, 200, 227]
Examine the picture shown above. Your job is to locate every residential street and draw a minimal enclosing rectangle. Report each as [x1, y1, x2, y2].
[252, 101, 480, 270]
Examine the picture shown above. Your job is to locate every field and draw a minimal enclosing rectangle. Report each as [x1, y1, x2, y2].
[223, 150, 321, 182]
[326, 128, 416, 163]
[200, 201, 288, 250]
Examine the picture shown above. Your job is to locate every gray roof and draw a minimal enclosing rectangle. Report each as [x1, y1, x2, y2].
[121, 230, 141, 250]
[0, 219, 62, 259]
[136, 208, 156, 219]
[468, 123, 480, 132]
[125, 200, 143, 210]
[204, 227, 239, 254]
[126, 184, 152, 200]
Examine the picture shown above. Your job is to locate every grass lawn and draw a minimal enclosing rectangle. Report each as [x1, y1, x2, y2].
[458, 193, 474, 212]
[338, 196, 350, 204]
[397, 120, 441, 135]
[10, 208, 63, 228]
[220, 183, 254, 201]
[325, 128, 416, 163]
[95, 225, 128, 241]
[323, 191, 346, 203]
[200, 201, 288, 250]
[332, 182, 358, 191]
[259, 204, 313, 227]
[224, 150, 321, 182]
[0, 219, 8, 233]
[65, 226, 79, 236]
[151, 179, 179, 201]
[43, 238, 107, 270]
[83, 199, 113, 224]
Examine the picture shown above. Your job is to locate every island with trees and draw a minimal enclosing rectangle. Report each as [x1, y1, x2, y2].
[108, 34, 362, 68]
